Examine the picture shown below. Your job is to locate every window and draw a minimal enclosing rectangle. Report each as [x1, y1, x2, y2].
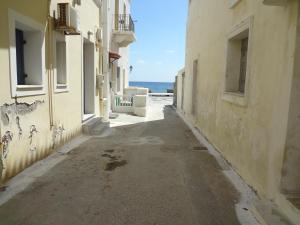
[9, 10, 45, 97]
[117, 66, 121, 92]
[54, 32, 68, 92]
[225, 33, 249, 94]
[223, 16, 253, 106]
[239, 37, 248, 93]
[15, 29, 25, 85]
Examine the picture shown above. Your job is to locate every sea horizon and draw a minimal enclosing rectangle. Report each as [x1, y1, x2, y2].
[129, 81, 174, 83]
[129, 81, 174, 93]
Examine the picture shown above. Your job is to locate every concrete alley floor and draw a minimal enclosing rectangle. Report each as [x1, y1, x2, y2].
[0, 97, 258, 225]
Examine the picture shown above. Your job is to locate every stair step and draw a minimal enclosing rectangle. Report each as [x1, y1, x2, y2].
[90, 122, 110, 135]
[82, 117, 110, 135]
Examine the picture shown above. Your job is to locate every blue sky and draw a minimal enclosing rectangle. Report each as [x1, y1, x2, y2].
[129, 0, 188, 82]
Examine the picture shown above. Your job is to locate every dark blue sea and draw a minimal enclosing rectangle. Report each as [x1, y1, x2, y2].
[129, 81, 174, 93]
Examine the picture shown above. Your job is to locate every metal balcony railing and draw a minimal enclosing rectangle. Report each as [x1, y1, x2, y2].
[114, 14, 135, 32]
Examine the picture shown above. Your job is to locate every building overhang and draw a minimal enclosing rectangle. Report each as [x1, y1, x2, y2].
[112, 31, 136, 47]
[109, 52, 121, 63]
[263, 0, 287, 6]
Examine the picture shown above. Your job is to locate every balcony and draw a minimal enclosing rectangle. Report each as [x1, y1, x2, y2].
[112, 14, 136, 47]
[55, 3, 80, 35]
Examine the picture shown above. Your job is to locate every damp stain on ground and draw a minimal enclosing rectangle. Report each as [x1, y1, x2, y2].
[101, 153, 120, 161]
[101, 149, 127, 171]
[193, 146, 208, 151]
[105, 160, 128, 171]
[104, 149, 115, 153]
[0, 186, 7, 192]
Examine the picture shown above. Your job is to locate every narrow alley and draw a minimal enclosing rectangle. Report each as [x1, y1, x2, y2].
[0, 97, 257, 225]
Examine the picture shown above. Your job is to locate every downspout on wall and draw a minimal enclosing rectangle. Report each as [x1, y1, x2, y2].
[97, 2, 104, 117]
[47, 0, 54, 128]
[101, 0, 111, 121]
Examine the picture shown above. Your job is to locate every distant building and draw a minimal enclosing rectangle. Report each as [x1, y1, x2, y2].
[177, 0, 300, 223]
[0, 0, 135, 183]
[106, 0, 136, 117]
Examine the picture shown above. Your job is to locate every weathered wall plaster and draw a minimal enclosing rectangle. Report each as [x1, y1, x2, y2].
[28, 125, 38, 145]
[52, 124, 65, 149]
[15, 116, 22, 138]
[0, 0, 88, 182]
[1, 131, 13, 159]
[0, 100, 44, 126]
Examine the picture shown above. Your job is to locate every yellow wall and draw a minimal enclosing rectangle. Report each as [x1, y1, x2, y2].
[184, 0, 298, 204]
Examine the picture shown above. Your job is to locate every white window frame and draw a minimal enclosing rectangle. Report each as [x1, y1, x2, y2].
[54, 32, 69, 93]
[8, 9, 46, 97]
[222, 16, 253, 107]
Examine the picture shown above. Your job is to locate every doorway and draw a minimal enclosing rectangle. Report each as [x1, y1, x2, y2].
[123, 68, 126, 91]
[117, 66, 121, 92]
[83, 39, 95, 120]
[181, 72, 185, 111]
[191, 59, 198, 116]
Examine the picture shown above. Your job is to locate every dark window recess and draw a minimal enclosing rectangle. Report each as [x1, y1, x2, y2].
[117, 67, 120, 78]
[239, 37, 248, 93]
[15, 29, 27, 85]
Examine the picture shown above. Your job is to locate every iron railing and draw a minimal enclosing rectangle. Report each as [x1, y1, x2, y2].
[114, 14, 135, 32]
[114, 95, 133, 107]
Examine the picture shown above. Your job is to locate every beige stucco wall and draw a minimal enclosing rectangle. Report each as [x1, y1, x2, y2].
[281, 1, 300, 197]
[0, 0, 101, 182]
[183, 0, 298, 209]
[0, 0, 53, 181]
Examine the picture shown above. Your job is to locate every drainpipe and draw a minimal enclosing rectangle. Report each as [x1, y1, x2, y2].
[47, 0, 54, 128]
[101, 0, 111, 121]
[97, 3, 104, 117]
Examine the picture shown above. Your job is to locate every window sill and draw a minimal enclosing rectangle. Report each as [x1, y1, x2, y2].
[17, 85, 43, 90]
[14, 85, 45, 97]
[54, 84, 69, 93]
[222, 92, 248, 107]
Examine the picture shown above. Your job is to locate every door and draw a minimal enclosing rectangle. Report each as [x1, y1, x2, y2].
[83, 40, 95, 116]
[181, 73, 185, 110]
[191, 59, 198, 115]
